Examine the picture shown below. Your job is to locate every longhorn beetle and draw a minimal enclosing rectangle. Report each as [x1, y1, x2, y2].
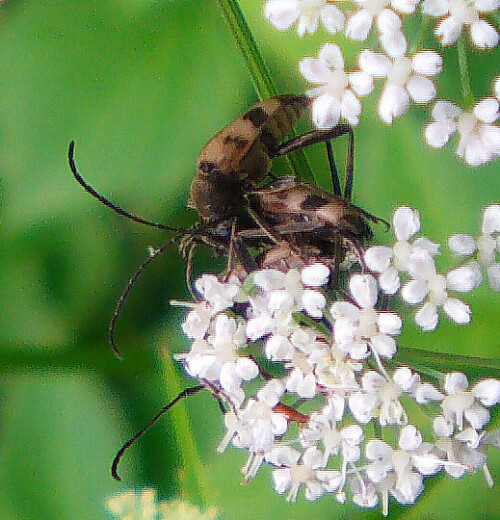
[68, 94, 385, 356]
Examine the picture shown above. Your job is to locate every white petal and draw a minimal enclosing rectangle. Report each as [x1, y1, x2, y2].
[380, 29, 408, 58]
[432, 100, 462, 121]
[399, 425, 422, 451]
[370, 334, 397, 358]
[474, 0, 500, 11]
[443, 297, 471, 324]
[407, 250, 437, 279]
[253, 269, 285, 291]
[236, 357, 260, 380]
[379, 267, 401, 294]
[407, 75, 436, 103]
[364, 246, 393, 272]
[299, 57, 332, 84]
[318, 42, 345, 70]
[311, 93, 341, 129]
[470, 20, 499, 49]
[390, 0, 419, 14]
[393, 206, 420, 240]
[435, 16, 462, 45]
[378, 311, 403, 334]
[346, 9, 373, 41]
[464, 403, 490, 430]
[448, 234, 477, 255]
[462, 132, 494, 166]
[425, 120, 454, 147]
[393, 366, 420, 392]
[273, 468, 292, 493]
[301, 262, 330, 286]
[446, 263, 482, 291]
[349, 273, 378, 308]
[414, 382, 444, 403]
[479, 123, 500, 155]
[422, 0, 449, 16]
[320, 4, 345, 33]
[482, 204, 500, 234]
[302, 289, 326, 318]
[377, 8, 403, 32]
[264, 0, 300, 30]
[487, 263, 500, 291]
[358, 49, 392, 77]
[349, 392, 377, 424]
[415, 302, 439, 330]
[265, 334, 294, 361]
[330, 300, 360, 320]
[433, 415, 454, 437]
[378, 84, 410, 124]
[412, 50, 443, 75]
[340, 89, 362, 125]
[474, 98, 499, 123]
[445, 371, 469, 394]
[473, 379, 500, 407]
[413, 237, 441, 256]
[349, 71, 374, 96]
[401, 280, 429, 305]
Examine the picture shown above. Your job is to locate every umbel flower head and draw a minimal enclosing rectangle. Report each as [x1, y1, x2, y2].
[172, 204, 500, 515]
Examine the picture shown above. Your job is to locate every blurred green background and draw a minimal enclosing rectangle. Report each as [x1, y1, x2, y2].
[0, 0, 498, 518]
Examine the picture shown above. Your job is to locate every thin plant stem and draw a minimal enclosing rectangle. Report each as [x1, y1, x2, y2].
[395, 346, 500, 381]
[215, 0, 314, 181]
[457, 33, 474, 106]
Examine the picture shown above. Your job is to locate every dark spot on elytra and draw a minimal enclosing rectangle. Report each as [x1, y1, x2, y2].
[260, 130, 278, 154]
[244, 107, 269, 126]
[224, 135, 249, 149]
[198, 161, 218, 174]
[301, 194, 328, 210]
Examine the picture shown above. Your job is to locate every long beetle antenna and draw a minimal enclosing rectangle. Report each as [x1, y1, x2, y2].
[111, 384, 206, 481]
[109, 239, 178, 358]
[68, 141, 183, 232]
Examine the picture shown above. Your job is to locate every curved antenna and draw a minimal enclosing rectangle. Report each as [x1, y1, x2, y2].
[109, 239, 177, 358]
[68, 140, 184, 232]
[111, 384, 206, 481]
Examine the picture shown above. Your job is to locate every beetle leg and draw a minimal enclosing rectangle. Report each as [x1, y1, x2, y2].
[271, 124, 354, 201]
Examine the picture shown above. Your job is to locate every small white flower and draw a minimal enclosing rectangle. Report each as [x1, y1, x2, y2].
[345, 0, 418, 55]
[440, 372, 498, 431]
[402, 250, 473, 330]
[331, 274, 402, 360]
[365, 206, 439, 294]
[448, 204, 500, 290]
[365, 426, 425, 506]
[359, 49, 442, 124]
[426, 98, 500, 166]
[272, 446, 328, 501]
[422, 0, 500, 48]
[300, 43, 373, 128]
[264, 0, 345, 36]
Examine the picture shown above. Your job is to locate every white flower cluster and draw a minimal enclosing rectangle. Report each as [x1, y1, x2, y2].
[174, 205, 500, 514]
[106, 488, 218, 520]
[263, 0, 500, 166]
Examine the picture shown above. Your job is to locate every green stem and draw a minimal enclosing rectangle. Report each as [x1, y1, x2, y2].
[161, 351, 210, 505]
[395, 346, 500, 381]
[409, 13, 430, 55]
[457, 33, 474, 106]
[215, 0, 314, 181]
